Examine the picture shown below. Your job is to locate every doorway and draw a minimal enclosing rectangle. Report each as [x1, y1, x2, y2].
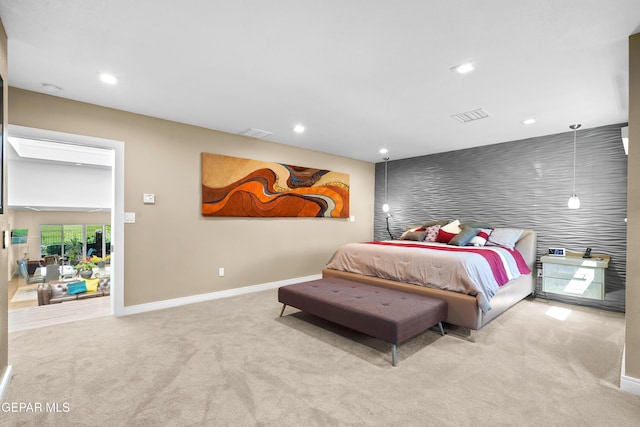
[6, 125, 125, 330]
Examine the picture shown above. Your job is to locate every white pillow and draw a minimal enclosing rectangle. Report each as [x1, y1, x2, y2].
[487, 228, 524, 249]
[440, 219, 461, 234]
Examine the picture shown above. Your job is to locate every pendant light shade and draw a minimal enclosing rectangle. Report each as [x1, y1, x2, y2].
[568, 124, 581, 210]
[568, 195, 580, 209]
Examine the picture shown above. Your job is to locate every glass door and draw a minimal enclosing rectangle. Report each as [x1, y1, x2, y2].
[41, 225, 63, 258]
[63, 225, 83, 264]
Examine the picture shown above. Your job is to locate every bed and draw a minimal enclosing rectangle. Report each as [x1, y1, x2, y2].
[323, 227, 537, 332]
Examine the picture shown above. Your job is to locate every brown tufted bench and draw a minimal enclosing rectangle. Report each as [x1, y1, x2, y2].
[278, 277, 447, 366]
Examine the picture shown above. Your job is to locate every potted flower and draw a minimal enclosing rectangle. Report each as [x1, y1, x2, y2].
[74, 258, 96, 279]
[90, 255, 106, 268]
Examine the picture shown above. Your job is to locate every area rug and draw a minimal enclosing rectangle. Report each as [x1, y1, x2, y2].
[10, 284, 38, 303]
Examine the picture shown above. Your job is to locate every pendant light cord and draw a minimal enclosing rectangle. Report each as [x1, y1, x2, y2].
[384, 157, 389, 205]
[570, 124, 581, 195]
[572, 128, 577, 194]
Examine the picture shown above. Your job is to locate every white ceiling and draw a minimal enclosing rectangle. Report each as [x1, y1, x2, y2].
[0, 1, 639, 163]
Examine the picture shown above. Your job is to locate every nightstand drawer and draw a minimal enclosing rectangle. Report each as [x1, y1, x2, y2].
[540, 253, 609, 301]
[543, 264, 602, 282]
[542, 277, 604, 300]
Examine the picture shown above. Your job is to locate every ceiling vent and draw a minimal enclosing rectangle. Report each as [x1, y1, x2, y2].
[238, 128, 273, 139]
[450, 108, 490, 123]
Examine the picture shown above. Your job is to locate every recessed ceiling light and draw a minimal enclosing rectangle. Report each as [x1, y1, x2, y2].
[293, 124, 305, 133]
[99, 73, 118, 85]
[451, 62, 475, 74]
[522, 118, 536, 125]
[379, 148, 388, 155]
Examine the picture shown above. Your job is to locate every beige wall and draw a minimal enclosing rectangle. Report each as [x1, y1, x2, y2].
[7, 87, 375, 306]
[7, 210, 111, 277]
[626, 33, 640, 380]
[0, 19, 8, 388]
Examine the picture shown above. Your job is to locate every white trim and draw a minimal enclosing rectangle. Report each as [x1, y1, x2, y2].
[8, 125, 125, 318]
[620, 345, 640, 396]
[119, 274, 322, 316]
[0, 365, 13, 401]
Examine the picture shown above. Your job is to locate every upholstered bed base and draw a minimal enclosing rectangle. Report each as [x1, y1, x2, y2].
[322, 230, 537, 331]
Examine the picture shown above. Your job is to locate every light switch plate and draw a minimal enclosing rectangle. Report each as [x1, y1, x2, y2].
[143, 193, 155, 204]
[124, 212, 136, 223]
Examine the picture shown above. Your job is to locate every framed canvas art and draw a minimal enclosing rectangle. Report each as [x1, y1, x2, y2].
[201, 153, 350, 218]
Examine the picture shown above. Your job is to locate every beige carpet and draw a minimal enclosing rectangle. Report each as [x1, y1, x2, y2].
[9, 284, 38, 303]
[3, 289, 640, 426]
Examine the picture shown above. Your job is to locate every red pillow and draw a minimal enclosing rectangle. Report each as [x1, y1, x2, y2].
[436, 228, 457, 243]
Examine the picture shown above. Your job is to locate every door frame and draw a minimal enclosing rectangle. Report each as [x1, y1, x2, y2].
[8, 125, 125, 316]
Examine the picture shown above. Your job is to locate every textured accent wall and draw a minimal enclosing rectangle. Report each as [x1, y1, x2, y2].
[375, 123, 628, 312]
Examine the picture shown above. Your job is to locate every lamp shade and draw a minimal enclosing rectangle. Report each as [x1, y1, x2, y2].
[568, 195, 580, 210]
[382, 203, 390, 213]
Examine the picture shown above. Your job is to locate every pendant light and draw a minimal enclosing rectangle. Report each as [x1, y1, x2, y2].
[568, 124, 581, 209]
[382, 157, 390, 213]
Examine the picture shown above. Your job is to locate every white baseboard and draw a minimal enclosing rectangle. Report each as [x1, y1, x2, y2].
[0, 365, 13, 401]
[119, 274, 322, 316]
[621, 374, 640, 396]
[620, 346, 640, 396]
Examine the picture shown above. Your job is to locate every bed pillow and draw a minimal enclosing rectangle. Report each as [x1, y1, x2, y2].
[468, 228, 493, 246]
[436, 219, 461, 243]
[449, 227, 480, 246]
[399, 226, 425, 240]
[400, 231, 428, 241]
[423, 224, 441, 242]
[486, 228, 524, 249]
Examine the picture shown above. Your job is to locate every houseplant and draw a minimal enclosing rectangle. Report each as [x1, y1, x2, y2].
[66, 237, 82, 265]
[74, 258, 96, 279]
[90, 256, 106, 268]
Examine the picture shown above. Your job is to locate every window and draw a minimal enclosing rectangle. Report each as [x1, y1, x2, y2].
[41, 223, 110, 263]
[41, 225, 63, 257]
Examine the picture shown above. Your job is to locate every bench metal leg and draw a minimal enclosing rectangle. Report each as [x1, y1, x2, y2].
[279, 304, 287, 317]
[438, 321, 445, 336]
[392, 344, 398, 367]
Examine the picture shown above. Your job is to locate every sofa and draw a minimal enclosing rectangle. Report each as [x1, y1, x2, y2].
[37, 278, 110, 305]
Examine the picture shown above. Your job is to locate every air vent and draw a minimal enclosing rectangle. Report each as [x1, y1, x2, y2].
[450, 108, 490, 123]
[238, 128, 273, 139]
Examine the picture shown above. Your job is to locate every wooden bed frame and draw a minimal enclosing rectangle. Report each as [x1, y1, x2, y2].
[322, 230, 537, 332]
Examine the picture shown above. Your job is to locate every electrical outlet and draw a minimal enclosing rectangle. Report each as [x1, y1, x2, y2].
[218, 267, 225, 277]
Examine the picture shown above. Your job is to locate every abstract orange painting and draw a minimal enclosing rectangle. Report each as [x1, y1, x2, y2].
[201, 153, 350, 218]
